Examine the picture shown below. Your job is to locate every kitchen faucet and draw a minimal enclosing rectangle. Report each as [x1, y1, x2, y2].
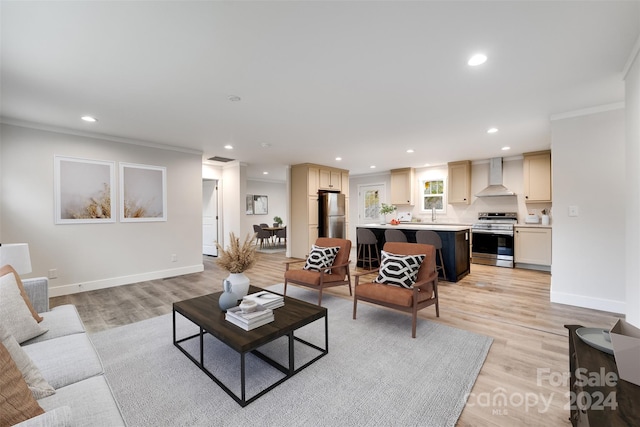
[431, 207, 436, 223]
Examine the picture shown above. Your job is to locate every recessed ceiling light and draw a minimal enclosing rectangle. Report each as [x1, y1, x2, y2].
[263, 171, 269, 175]
[224, 144, 233, 150]
[370, 165, 376, 169]
[468, 53, 487, 66]
[406, 149, 414, 153]
[424, 163, 431, 167]
[261, 143, 271, 148]
[81, 116, 97, 122]
[501, 146, 511, 151]
[487, 127, 499, 134]
[335, 157, 342, 161]
[228, 95, 241, 102]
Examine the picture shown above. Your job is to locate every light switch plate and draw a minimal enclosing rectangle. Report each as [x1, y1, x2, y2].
[568, 205, 579, 217]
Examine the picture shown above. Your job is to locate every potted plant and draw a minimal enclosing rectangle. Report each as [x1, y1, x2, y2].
[215, 232, 257, 298]
[273, 215, 283, 227]
[379, 203, 397, 225]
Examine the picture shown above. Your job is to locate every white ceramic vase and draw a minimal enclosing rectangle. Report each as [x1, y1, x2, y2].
[226, 272, 250, 298]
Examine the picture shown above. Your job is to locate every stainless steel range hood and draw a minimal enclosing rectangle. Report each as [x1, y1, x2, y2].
[475, 158, 515, 197]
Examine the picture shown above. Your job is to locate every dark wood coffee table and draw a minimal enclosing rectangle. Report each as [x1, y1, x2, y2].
[173, 285, 328, 407]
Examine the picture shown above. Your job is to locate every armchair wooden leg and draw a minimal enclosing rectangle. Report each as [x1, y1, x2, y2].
[318, 288, 323, 306]
[353, 297, 357, 319]
[283, 280, 288, 296]
[412, 314, 417, 338]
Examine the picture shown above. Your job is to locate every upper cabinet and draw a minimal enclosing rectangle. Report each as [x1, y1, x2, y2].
[523, 150, 552, 203]
[447, 160, 471, 204]
[319, 168, 342, 191]
[390, 167, 415, 205]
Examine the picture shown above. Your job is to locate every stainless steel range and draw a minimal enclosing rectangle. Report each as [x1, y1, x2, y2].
[471, 212, 517, 268]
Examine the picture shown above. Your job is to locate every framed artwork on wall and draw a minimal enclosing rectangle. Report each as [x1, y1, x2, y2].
[120, 163, 167, 222]
[246, 194, 254, 215]
[253, 195, 268, 215]
[54, 156, 116, 224]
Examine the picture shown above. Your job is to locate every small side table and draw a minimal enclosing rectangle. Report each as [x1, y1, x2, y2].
[565, 325, 640, 426]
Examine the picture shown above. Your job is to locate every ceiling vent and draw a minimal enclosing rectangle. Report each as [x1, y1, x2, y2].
[207, 156, 235, 163]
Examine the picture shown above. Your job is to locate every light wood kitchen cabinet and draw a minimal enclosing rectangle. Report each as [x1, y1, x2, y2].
[308, 167, 319, 195]
[290, 163, 349, 258]
[390, 167, 415, 205]
[515, 226, 552, 268]
[341, 172, 349, 198]
[447, 160, 471, 204]
[523, 150, 551, 203]
[319, 168, 342, 191]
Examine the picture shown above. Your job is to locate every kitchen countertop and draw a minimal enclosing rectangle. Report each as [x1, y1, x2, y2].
[359, 223, 471, 232]
[515, 223, 552, 228]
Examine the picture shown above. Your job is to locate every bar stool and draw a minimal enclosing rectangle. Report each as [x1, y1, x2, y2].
[384, 229, 407, 243]
[357, 228, 380, 270]
[416, 230, 447, 280]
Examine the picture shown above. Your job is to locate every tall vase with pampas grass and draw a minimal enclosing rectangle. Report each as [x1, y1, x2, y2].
[215, 232, 257, 298]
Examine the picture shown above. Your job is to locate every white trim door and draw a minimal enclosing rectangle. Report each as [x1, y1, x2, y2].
[203, 179, 218, 256]
[358, 184, 385, 224]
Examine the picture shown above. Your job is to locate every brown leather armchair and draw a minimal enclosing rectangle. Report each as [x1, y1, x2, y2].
[284, 237, 352, 305]
[352, 242, 439, 338]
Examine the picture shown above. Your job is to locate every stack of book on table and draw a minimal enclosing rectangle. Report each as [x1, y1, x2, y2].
[242, 291, 285, 309]
[225, 306, 274, 331]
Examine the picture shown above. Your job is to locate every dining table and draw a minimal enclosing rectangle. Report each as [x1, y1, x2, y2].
[262, 226, 285, 247]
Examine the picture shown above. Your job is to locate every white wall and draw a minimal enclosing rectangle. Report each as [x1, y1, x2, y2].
[0, 124, 204, 296]
[550, 108, 626, 314]
[625, 45, 640, 326]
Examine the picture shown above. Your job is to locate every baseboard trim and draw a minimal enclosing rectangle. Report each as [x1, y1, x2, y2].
[550, 290, 625, 315]
[48, 264, 204, 297]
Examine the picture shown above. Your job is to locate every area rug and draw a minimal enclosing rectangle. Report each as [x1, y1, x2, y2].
[256, 246, 286, 254]
[91, 285, 492, 427]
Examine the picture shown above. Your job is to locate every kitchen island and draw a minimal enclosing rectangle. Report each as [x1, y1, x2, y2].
[356, 223, 471, 282]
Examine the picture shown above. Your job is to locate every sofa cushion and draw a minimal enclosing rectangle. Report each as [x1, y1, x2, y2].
[285, 268, 348, 285]
[0, 324, 55, 399]
[374, 250, 425, 288]
[0, 342, 45, 426]
[13, 406, 73, 427]
[22, 333, 104, 390]
[0, 266, 47, 344]
[356, 282, 434, 307]
[0, 265, 43, 323]
[23, 305, 86, 345]
[38, 376, 126, 427]
[303, 245, 340, 273]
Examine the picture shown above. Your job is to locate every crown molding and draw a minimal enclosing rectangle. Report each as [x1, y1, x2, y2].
[0, 117, 203, 156]
[549, 102, 625, 121]
[623, 33, 640, 80]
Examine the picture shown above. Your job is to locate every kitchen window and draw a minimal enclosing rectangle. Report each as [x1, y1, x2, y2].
[421, 179, 446, 213]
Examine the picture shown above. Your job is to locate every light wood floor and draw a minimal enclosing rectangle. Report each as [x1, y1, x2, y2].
[51, 252, 621, 426]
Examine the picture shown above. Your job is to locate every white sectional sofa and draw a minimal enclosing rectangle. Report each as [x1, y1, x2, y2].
[15, 277, 126, 426]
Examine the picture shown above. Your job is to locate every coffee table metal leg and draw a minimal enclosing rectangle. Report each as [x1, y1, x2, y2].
[200, 327, 204, 365]
[241, 353, 246, 404]
[288, 331, 294, 375]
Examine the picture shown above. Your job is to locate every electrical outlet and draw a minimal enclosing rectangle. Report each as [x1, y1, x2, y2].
[171, 254, 177, 262]
[568, 205, 579, 217]
[48, 269, 57, 279]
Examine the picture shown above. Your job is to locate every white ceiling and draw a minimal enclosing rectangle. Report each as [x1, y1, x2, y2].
[2, 1, 638, 182]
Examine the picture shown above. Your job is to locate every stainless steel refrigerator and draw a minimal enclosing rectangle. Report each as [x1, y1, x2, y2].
[318, 192, 346, 239]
